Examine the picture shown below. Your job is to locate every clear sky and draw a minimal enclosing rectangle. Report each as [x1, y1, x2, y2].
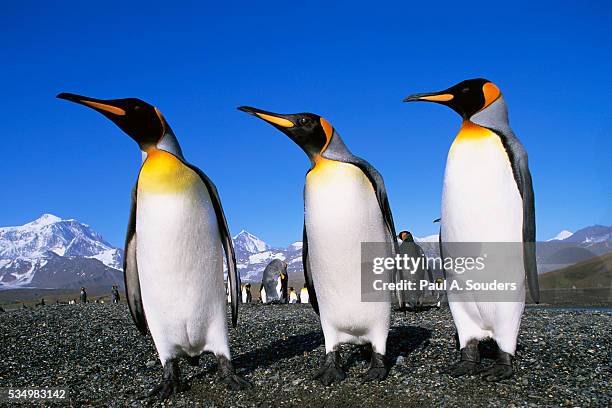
[1, 1, 610, 247]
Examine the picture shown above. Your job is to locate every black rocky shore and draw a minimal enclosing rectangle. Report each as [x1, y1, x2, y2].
[0, 303, 610, 407]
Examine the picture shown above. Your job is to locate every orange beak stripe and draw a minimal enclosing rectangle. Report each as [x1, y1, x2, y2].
[418, 94, 454, 102]
[255, 112, 294, 128]
[81, 100, 126, 116]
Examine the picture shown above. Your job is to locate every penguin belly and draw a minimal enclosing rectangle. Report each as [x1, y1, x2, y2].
[136, 153, 229, 363]
[442, 130, 525, 354]
[305, 161, 391, 353]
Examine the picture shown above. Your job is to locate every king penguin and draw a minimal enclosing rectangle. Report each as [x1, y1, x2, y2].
[57, 93, 249, 398]
[404, 79, 540, 381]
[238, 106, 398, 385]
[397, 230, 434, 309]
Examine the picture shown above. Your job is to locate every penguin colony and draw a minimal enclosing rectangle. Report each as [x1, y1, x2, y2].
[57, 78, 538, 399]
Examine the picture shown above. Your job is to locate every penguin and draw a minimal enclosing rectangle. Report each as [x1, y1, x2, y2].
[259, 284, 268, 304]
[404, 78, 539, 381]
[288, 287, 298, 304]
[80, 287, 88, 304]
[397, 230, 433, 309]
[239, 106, 398, 384]
[241, 283, 252, 304]
[261, 259, 286, 303]
[57, 93, 249, 398]
[300, 286, 310, 304]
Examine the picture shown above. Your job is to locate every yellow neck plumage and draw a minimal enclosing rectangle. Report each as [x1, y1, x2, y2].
[455, 121, 495, 141]
[138, 149, 198, 193]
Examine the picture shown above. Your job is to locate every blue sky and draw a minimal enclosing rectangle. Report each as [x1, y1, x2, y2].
[1, 1, 610, 247]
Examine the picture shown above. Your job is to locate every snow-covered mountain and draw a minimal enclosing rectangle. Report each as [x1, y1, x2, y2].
[233, 230, 271, 254]
[0, 214, 123, 288]
[3, 214, 609, 288]
[232, 230, 302, 282]
[560, 225, 612, 245]
[548, 230, 574, 241]
[414, 234, 439, 243]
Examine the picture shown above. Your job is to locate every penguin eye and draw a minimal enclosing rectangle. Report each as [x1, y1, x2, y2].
[462, 87, 470, 94]
[299, 117, 311, 126]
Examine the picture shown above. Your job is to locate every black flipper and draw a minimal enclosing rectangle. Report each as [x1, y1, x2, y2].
[184, 163, 240, 326]
[342, 157, 398, 244]
[123, 185, 148, 335]
[491, 129, 540, 304]
[302, 223, 320, 315]
[340, 157, 401, 304]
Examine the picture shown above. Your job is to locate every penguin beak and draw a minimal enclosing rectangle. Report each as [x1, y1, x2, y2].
[237, 106, 295, 128]
[57, 93, 127, 116]
[403, 92, 454, 104]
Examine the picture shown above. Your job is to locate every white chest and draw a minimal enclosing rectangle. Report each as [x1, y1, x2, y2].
[442, 132, 523, 242]
[304, 160, 389, 298]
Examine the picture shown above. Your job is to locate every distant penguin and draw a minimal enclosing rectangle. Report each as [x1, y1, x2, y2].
[239, 106, 398, 385]
[80, 287, 87, 304]
[397, 230, 433, 309]
[300, 286, 310, 304]
[260, 285, 268, 304]
[241, 283, 252, 304]
[288, 287, 298, 304]
[58, 93, 249, 399]
[111, 285, 120, 304]
[404, 79, 539, 381]
[261, 259, 287, 303]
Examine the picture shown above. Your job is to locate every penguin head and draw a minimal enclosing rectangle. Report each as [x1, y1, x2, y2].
[398, 230, 414, 242]
[57, 93, 169, 151]
[238, 106, 334, 161]
[403, 78, 502, 120]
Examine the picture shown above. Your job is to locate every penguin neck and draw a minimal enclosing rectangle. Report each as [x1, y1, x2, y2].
[141, 129, 184, 162]
[315, 131, 353, 167]
[469, 95, 512, 136]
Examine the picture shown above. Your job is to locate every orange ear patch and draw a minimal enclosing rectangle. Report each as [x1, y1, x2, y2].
[482, 82, 501, 108]
[319, 117, 334, 153]
[320, 117, 333, 140]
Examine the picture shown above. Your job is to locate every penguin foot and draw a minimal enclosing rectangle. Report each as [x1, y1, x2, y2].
[185, 355, 200, 367]
[148, 359, 187, 401]
[362, 352, 388, 383]
[480, 351, 513, 382]
[445, 360, 479, 377]
[217, 355, 251, 391]
[444, 341, 480, 377]
[313, 351, 346, 386]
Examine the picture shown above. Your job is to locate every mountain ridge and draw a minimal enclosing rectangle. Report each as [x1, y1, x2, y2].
[2, 214, 611, 289]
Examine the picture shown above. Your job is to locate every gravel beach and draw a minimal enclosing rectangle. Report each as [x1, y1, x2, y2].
[0, 303, 610, 407]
